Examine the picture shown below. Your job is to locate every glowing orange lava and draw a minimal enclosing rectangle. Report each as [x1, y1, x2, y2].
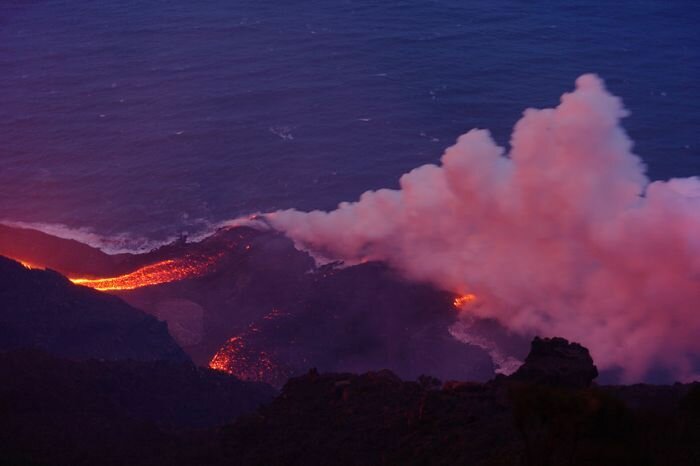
[209, 336, 284, 384]
[209, 308, 291, 386]
[17, 259, 42, 270]
[209, 337, 246, 373]
[69, 255, 220, 291]
[453, 293, 477, 308]
[9, 255, 218, 291]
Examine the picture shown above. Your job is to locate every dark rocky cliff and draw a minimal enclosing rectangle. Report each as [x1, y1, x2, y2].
[213, 337, 700, 466]
[0, 255, 188, 362]
[508, 336, 598, 388]
[0, 349, 276, 466]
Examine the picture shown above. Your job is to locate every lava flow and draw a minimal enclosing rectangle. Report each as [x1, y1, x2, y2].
[209, 336, 288, 386]
[453, 293, 477, 308]
[18, 259, 41, 270]
[209, 307, 292, 386]
[70, 255, 221, 291]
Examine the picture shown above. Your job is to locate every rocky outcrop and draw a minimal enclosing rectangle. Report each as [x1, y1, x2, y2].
[217, 368, 516, 466]
[508, 336, 598, 388]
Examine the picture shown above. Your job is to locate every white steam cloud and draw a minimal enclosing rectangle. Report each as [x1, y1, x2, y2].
[268, 75, 700, 382]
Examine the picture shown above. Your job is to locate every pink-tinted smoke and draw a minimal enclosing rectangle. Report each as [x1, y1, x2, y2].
[268, 75, 700, 382]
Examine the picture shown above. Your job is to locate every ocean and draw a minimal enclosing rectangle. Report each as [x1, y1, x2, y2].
[1, 0, 698, 250]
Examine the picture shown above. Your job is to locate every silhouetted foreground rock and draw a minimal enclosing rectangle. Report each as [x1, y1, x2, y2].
[0, 256, 188, 362]
[216, 369, 517, 466]
[1, 339, 699, 465]
[211, 339, 699, 466]
[0, 350, 276, 466]
[508, 336, 598, 388]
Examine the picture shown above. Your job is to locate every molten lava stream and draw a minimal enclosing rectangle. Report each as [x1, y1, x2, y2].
[70, 255, 219, 291]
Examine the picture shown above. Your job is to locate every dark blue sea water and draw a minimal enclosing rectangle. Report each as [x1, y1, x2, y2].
[1, 0, 698, 249]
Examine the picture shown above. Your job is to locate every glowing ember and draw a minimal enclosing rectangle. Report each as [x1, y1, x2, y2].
[453, 293, 477, 308]
[70, 255, 220, 291]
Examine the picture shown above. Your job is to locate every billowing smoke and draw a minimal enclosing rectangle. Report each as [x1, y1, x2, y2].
[267, 75, 700, 382]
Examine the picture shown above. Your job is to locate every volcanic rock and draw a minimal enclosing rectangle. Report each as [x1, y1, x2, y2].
[509, 336, 598, 388]
[154, 298, 205, 347]
[0, 256, 188, 362]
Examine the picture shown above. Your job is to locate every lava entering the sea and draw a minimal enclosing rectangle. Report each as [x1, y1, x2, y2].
[69, 255, 221, 291]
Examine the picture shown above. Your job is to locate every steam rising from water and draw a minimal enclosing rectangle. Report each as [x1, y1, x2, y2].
[268, 75, 700, 382]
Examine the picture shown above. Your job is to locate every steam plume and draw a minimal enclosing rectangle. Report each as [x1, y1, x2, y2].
[268, 75, 700, 382]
